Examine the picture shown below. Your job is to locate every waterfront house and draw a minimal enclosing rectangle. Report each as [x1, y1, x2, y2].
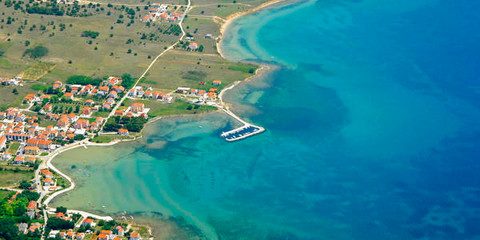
[41, 169, 54, 178]
[44, 178, 53, 186]
[212, 80, 222, 86]
[101, 230, 114, 239]
[82, 218, 96, 227]
[118, 128, 129, 136]
[129, 232, 141, 240]
[114, 226, 125, 236]
[130, 103, 144, 113]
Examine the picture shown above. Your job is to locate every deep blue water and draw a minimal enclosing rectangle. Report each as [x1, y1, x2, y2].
[200, 0, 480, 238]
[55, 0, 480, 239]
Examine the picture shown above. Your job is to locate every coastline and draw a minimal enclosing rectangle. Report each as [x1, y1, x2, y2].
[216, 0, 293, 59]
[42, 0, 293, 238]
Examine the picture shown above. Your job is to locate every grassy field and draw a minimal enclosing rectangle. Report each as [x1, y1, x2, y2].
[0, 84, 32, 110]
[6, 142, 20, 154]
[144, 50, 257, 91]
[19, 62, 56, 80]
[91, 135, 135, 143]
[0, 2, 180, 86]
[0, 170, 34, 187]
[124, 98, 217, 117]
[189, 3, 249, 17]
[182, 17, 221, 54]
[0, 0, 267, 109]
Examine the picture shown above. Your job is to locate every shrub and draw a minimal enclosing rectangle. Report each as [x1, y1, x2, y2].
[23, 46, 48, 59]
[81, 30, 100, 39]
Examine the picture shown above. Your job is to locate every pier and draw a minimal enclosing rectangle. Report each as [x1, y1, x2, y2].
[220, 108, 265, 141]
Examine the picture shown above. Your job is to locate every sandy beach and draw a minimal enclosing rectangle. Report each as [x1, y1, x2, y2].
[216, 0, 292, 59]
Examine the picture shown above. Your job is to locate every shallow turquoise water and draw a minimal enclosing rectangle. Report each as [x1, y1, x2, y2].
[54, 0, 480, 239]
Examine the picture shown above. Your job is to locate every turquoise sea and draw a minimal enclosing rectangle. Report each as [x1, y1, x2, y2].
[53, 0, 480, 239]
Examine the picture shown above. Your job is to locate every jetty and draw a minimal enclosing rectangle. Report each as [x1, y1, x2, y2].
[220, 108, 265, 141]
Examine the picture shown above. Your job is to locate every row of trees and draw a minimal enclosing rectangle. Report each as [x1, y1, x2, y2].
[66, 75, 102, 86]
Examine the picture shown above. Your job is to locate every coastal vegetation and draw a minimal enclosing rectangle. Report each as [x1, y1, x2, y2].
[103, 116, 148, 132]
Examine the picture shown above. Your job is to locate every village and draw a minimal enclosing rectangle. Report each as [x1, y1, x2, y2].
[9, 187, 145, 240]
[0, 71, 226, 240]
[0, 73, 223, 172]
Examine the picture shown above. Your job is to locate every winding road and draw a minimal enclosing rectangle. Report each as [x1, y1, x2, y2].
[39, 0, 193, 238]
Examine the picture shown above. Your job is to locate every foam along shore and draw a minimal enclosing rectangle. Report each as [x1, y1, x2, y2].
[216, 0, 291, 59]
[216, 65, 275, 141]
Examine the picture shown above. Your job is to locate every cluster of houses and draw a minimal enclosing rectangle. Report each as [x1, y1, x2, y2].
[15, 196, 42, 234]
[46, 217, 141, 240]
[114, 102, 149, 120]
[141, 3, 183, 23]
[0, 107, 59, 162]
[0, 76, 23, 86]
[9, 192, 39, 220]
[128, 86, 172, 102]
[45, 112, 105, 135]
[40, 168, 61, 191]
[175, 80, 222, 103]
[18, 222, 43, 235]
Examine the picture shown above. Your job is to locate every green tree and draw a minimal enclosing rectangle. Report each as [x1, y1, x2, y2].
[0, 218, 18, 240]
[56, 206, 68, 213]
[23, 46, 49, 59]
[19, 180, 31, 189]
